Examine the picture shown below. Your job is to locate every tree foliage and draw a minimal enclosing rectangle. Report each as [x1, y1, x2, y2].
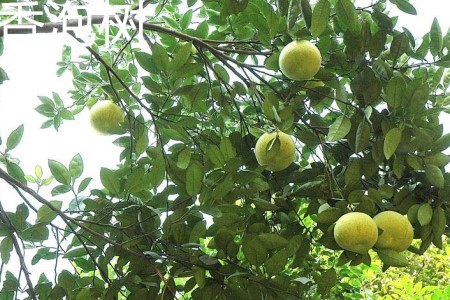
[0, 0, 450, 299]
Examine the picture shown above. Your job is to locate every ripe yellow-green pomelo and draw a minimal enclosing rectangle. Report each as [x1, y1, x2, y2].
[279, 40, 322, 81]
[254, 131, 295, 172]
[90, 101, 125, 135]
[373, 211, 413, 252]
[334, 212, 378, 254]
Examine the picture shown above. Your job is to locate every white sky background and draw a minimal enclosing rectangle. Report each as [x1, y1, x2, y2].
[0, 0, 449, 291]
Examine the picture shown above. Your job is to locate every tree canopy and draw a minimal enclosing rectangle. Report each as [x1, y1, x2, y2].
[0, 0, 449, 299]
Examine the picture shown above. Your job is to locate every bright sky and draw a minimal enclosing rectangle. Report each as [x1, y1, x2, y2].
[0, 0, 449, 289]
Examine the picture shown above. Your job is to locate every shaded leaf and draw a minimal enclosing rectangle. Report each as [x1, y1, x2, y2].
[37, 201, 62, 224]
[186, 162, 203, 196]
[242, 237, 268, 267]
[100, 167, 122, 196]
[311, 0, 330, 38]
[377, 249, 408, 267]
[336, 0, 360, 32]
[265, 249, 288, 277]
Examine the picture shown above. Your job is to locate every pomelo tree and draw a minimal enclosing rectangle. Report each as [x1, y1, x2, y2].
[0, 0, 449, 299]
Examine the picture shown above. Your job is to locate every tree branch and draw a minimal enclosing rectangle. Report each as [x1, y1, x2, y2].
[0, 201, 37, 300]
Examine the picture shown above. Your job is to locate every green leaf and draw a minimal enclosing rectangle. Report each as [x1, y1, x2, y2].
[0, 67, 9, 84]
[151, 43, 170, 73]
[406, 79, 430, 110]
[383, 127, 402, 160]
[37, 201, 62, 223]
[6, 161, 26, 185]
[390, 32, 410, 61]
[76, 72, 102, 84]
[317, 208, 342, 224]
[431, 207, 446, 237]
[430, 18, 443, 57]
[63, 247, 96, 259]
[177, 148, 191, 170]
[385, 76, 406, 108]
[393, 155, 405, 178]
[300, 0, 312, 29]
[264, 52, 280, 71]
[6, 124, 24, 151]
[317, 268, 337, 296]
[211, 174, 234, 199]
[350, 67, 382, 105]
[265, 249, 288, 277]
[344, 159, 362, 185]
[214, 64, 230, 83]
[48, 159, 71, 185]
[432, 133, 450, 153]
[0, 237, 13, 264]
[186, 162, 203, 196]
[311, 0, 330, 38]
[221, 0, 249, 16]
[220, 137, 236, 161]
[31, 247, 57, 265]
[355, 121, 370, 153]
[135, 51, 157, 73]
[336, 0, 360, 33]
[170, 42, 193, 71]
[417, 203, 433, 226]
[207, 145, 226, 168]
[327, 116, 351, 142]
[259, 233, 289, 250]
[390, 0, 417, 15]
[423, 153, 450, 167]
[77, 177, 92, 193]
[148, 153, 165, 189]
[242, 237, 268, 267]
[180, 9, 193, 31]
[100, 167, 122, 196]
[20, 223, 49, 242]
[424, 164, 444, 188]
[377, 249, 408, 267]
[135, 130, 149, 156]
[69, 153, 83, 179]
[51, 184, 71, 196]
[124, 168, 152, 194]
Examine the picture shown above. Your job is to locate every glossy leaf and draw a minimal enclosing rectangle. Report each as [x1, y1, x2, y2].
[327, 116, 351, 142]
[417, 203, 433, 226]
[430, 18, 443, 57]
[48, 159, 71, 185]
[424, 164, 444, 188]
[384, 128, 402, 160]
[6, 124, 24, 151]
